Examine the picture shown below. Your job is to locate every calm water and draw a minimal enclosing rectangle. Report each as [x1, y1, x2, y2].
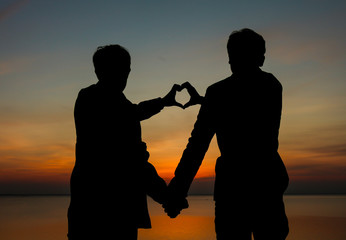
[0, 195, 345, 240]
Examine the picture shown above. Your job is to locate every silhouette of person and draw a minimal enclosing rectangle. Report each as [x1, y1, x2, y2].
[165, 29, 289, 240]
[67, 44, 185, 239]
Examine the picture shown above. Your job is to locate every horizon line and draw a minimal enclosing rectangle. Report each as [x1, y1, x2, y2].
[1, 193, 346, 197]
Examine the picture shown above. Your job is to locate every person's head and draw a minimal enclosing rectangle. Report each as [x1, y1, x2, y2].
[93, 44, 131, 91]
[227, 28, 265, 73]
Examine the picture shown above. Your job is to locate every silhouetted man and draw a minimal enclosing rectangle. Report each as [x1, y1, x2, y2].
[166, 29, 289, 240]
[68, 45, 184, 239]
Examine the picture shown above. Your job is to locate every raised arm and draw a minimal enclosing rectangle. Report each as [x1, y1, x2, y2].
[135, 84, 184, 121]
[164, 87, 215, 217]
[170, 87, 214, 196]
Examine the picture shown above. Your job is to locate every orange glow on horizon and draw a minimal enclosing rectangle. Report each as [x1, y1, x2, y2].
[0, 127, 345, 194]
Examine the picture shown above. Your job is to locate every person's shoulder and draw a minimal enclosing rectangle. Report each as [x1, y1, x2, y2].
[80, 83, 97, 92]
[78, 84, 97, 96]
[261, 70, 282, 91]
[206, 76, 233, 94]
[75, 84, 98, 105]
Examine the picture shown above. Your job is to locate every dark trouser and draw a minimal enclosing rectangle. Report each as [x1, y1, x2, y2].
[68, 229, 137, 240]
[215, 195, 289, 240]
[68, 205, 138, 240]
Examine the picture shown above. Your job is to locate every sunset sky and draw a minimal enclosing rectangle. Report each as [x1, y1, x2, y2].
[0, 0, 345, 194]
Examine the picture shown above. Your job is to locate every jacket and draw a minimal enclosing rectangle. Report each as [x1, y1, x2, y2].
[172, 69, 289, 200]
[68, 82, 166, 237]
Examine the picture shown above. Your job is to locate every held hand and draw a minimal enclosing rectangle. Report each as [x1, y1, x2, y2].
[163, 204, 181, 218]
[162, 84, 184, 109]
[181, 82, 204, 109]
[163, 198, 189, 218]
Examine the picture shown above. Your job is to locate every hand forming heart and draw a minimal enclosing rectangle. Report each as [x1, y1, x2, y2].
[162, 82, 203, 109]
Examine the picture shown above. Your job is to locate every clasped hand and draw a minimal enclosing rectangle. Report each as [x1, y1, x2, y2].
[162, 82, 203, 109]
[163, 196, 189, 218]
[160, 83, 201, 218]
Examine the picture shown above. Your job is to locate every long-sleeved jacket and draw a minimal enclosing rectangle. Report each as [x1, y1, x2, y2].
[172, 69, 289, 200]
[68, 82, 166, 237]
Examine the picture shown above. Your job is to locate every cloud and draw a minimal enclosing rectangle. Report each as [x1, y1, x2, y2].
[0, 140, 74, 194]
[303, 144, 346, 159]
[189, 176, 215, 195]
[0, 104, 73, 127]
[286, 177, 346, 194]
[0, 0, 29, 23]
[281, 123, 346, 153]
[288, 162, 346, 179]
[262, 18, 346, 67]
[0, 57, 33, 76]
[0, 142, 74, 169]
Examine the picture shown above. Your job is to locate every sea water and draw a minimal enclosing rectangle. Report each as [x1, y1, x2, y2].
[0, 195, 345, 240]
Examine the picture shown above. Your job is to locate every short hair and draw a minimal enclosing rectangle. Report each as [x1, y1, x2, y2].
[92, 44, 131, 72]
[227, 28, 266, 67]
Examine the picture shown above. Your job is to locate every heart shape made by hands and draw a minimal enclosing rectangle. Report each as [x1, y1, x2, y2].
[169, 82, 202, 109]
[175, 88, 191, 107]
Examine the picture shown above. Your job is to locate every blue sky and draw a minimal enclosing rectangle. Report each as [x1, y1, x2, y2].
[0, 0, 346, 194]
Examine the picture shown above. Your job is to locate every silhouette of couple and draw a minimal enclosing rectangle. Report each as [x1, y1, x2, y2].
[68, 29, 289, 240]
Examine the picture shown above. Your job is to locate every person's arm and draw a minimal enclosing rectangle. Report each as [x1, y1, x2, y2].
[268, 75, 283, 151]
[135, 84, 184, 121]
[169, 86, 215, 198]
[273, 80, 282, 142]
[163, 87, 214, 218]
[74, 88, 93, 142]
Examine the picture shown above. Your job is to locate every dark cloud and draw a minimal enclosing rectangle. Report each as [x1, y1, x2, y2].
[0, 0, 29, 22]
[303, 144, 346, 158]
[286, 178, 346, 195]
[288, 162, 346, 178]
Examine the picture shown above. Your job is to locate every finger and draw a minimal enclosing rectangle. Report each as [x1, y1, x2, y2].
[181, 199, 189, 209]
[181, 82, 192, 89]
[172, 84, 183, 92]
[183, 101, 192, 109]
[181, 82, 195, 92]
[173, 101, 184, 109]
[168, 210, 180, 218]
[181, 82, 194, 93]
[182, 82, 199, 97]
[164, 207, 178, 217]
[183, 100, 197, 109]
